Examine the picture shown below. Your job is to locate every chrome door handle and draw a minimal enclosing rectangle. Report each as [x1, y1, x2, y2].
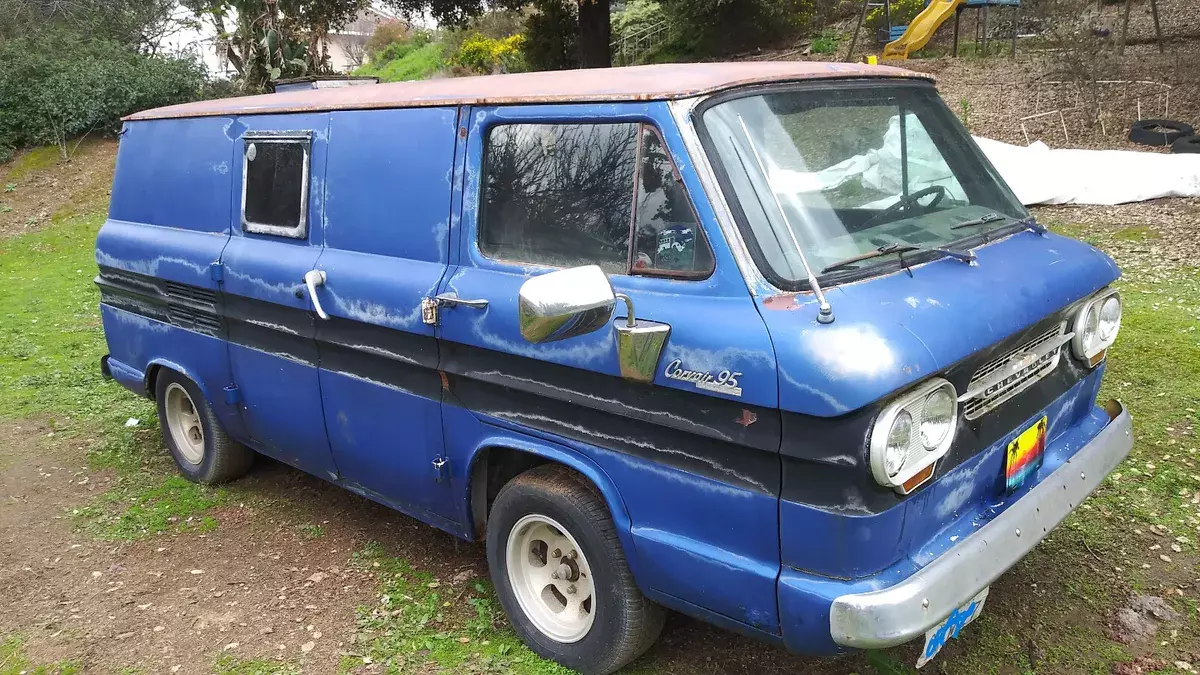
[434, 292, 488, 310]
[303, 269, 329, 320]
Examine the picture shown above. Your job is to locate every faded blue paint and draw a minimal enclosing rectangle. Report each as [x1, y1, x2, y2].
[760, 231, 1120, 417]
[777, 368, 1110, 654]
[97, 89, 1128, 660]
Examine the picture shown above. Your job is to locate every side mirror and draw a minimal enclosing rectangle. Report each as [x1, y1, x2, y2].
[518, 265, 616, 343]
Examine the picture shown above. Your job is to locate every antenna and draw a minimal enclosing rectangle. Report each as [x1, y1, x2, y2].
[735, 115, 834, 324]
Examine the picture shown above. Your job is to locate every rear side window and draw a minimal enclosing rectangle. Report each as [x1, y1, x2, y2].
[242, 132, 311, 238]
[481, 122, 713, 278]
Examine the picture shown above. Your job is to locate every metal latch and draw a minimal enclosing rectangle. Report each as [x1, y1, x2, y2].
[432, 456, 449, 483]
[422, 293, 489, 326]
[421, 297, 439, 326]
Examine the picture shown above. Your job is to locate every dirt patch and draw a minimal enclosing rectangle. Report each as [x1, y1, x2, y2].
[0, 139, 116, 238]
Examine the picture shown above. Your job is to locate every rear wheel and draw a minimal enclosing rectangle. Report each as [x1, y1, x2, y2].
[154, 370, 254, 484]
[487, 464, 664, 675]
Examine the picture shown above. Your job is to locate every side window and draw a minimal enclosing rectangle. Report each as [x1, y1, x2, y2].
[479, 121, 713, 278]
[632, 127, 714, 276]
[481, 123, 639, 274]
[242, 132, 312, 238]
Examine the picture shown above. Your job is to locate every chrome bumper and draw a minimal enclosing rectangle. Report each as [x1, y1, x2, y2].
[829, 401, 1133, 649]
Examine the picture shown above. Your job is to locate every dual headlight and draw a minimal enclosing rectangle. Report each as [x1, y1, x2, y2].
[869, 288, 1122, 494]
[869, 378, 957, 494]
[1071, 288, 1121, 365]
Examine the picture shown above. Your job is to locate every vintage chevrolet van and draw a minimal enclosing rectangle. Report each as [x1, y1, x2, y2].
[97, 62, 1133, 673]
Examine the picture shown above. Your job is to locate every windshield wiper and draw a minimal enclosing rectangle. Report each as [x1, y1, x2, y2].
[821, 241, 976, 274]
[951, 214, 1048, 240]
[949, 212, 1008, 230]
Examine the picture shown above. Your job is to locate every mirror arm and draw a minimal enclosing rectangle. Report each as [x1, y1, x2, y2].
[615, 293, 636, 328]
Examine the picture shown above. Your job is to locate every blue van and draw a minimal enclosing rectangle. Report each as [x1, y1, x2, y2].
[97, 62, 1132, 673]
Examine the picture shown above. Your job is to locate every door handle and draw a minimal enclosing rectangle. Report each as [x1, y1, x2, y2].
[303, 269, 329, 320]
[434, 292, 488, 310]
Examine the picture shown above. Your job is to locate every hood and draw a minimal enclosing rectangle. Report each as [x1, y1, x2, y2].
[757, 230, 1121, 416]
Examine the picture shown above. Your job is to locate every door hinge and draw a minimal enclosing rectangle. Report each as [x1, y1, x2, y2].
[210, 261, 224, 282]
[223, 384, 241, 405]
[432, 456, 449, 483]
[421, 296, 439, 326]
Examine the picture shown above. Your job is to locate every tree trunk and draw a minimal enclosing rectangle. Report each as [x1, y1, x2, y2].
[577, 0, 611, 68]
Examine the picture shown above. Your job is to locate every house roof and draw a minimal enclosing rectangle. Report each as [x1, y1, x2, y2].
[125, 61, 933, 122]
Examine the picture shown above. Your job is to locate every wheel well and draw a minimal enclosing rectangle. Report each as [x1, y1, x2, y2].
[144, 364, 163, 399]
[469, 447, 554, 538]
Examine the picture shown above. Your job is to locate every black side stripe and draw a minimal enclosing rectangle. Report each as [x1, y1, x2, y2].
[96, 265, 783, 495]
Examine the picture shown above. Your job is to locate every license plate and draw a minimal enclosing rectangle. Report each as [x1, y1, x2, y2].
[917, 588, 989, 668]
[1005, 415, 1047, 493]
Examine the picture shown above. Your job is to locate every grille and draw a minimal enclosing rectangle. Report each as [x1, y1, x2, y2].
[962, 322, 1068, 420]
[164, 281, 217, 307]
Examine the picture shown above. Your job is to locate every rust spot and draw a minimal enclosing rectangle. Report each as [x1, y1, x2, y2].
[458, 126, 467, 139]
[763, 294, 803, 310]
[735, 409, 758, 427]
[439, 370, 450, 391]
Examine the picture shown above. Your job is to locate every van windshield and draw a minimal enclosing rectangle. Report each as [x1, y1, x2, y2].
[700, 82, 1027, 287]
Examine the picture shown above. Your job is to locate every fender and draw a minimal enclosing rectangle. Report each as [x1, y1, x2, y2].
[144, 357, 213, 402]
[462, 425, 645, 582]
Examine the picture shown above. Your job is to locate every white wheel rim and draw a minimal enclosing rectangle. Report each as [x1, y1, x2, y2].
[164, 383, 205, 465]
[505, 514, 596, 643]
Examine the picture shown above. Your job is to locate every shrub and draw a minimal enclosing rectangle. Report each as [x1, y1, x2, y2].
[865, 0, 925, 33]
[451, 33, 526, 74]
[811, 29, 840, 53]
[364, 20, 413, 61]
[0, 33, 205, 160]
[658, 0, 817, 58]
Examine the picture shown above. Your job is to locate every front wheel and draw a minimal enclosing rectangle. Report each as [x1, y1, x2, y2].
[487, 465, 664, 675]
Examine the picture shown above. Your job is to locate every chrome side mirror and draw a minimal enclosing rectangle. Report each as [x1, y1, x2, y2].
[519, 265, 616, 344]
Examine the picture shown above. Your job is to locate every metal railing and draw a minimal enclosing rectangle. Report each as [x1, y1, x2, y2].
[610, 20, 669, 65]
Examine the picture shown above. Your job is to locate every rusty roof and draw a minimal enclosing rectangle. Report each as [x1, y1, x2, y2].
[126, 61, 932, 121]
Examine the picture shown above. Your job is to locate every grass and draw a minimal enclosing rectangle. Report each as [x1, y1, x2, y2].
[0, 208, 230, 541]
[0, 636, 79, 675]
[2, 145, 61, 182]
[297, 522, 326, 539]
[213, 654, 301, 675]
[343, 542, 573, 675]
[353, 42, 445, 82]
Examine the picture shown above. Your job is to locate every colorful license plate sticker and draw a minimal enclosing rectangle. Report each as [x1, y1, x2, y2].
[1005, 415, 1047, 493]
[917, 588, 989, 669]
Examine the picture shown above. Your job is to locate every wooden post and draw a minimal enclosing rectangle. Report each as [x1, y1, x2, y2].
[845, 0, 870, 61]
[981, 4, 989, 56]
[1011, 5, 1019, 57]
[1117, 0, 1132, 55]
[1149, 0, 1164, 53]
[953, 7, 962, 56]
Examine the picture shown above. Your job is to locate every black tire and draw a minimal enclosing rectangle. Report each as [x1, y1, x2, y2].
[487, 464, 665, 675]
[154, 369, 254, 484]
[1128, 119, 1195, 146]
[1171, 134, 1200, 154]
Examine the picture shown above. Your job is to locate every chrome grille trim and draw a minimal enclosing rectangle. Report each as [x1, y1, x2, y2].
[962, 322, 1069, 420]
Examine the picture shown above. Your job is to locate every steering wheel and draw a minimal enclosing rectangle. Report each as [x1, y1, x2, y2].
[860, 185, 948, 230]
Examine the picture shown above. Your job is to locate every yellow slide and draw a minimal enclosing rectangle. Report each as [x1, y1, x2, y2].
[882, 0, 964, 59]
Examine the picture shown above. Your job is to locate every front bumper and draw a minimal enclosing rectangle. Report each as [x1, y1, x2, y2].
[828, 400, 1132, 649]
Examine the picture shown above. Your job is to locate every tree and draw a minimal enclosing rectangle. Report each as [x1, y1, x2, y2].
[182, 0, 369, 91]
[382, 0, 613, 68]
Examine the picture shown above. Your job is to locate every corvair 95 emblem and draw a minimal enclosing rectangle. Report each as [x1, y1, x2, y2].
[664, 359, 743, 397]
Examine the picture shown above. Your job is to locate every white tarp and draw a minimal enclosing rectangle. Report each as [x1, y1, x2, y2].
[769, 112, 1200, 207]
[972, 136, 1200, 206]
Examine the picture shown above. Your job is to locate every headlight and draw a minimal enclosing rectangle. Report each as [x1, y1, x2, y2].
[870, 378, 957, 493]
[885, 411, 912, 477]
[1071, 289, 1121, 363]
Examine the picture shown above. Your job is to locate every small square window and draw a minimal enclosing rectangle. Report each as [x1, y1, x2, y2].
[242, 133, 311, 238]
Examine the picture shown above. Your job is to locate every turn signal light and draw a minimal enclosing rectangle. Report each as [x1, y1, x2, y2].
[900, 463, 936, 494]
